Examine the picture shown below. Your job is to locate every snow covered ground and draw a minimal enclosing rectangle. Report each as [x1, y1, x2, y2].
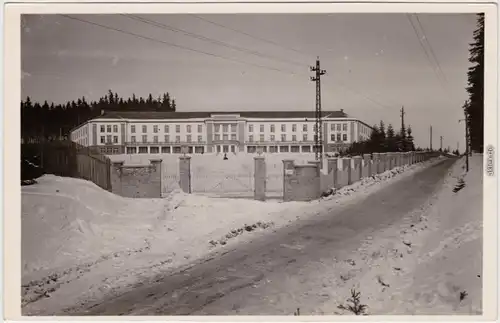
[21, 156, 445, 315]
[305, 154, 482, 315]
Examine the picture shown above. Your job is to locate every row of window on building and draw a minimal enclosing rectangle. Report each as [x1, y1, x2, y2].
[97, 122, 352, 135]
[99, 132, 349, 145]
[73, 126, 88, 139]
[120, 144, 324, 155]
[124, 146, 205, 155]
[248, 123, 349, 133]
[214, 124, 237, 133]
[247, 133, 348, 142]
[100, 125, 119, 133]
[246, 145, 320, 153]
[99, 124, 206, 134]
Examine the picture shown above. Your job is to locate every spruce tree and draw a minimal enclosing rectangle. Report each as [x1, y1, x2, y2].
[162, 93, 171, 110]
[398, 124, 407, 152]
[386, 124, 396, 152]
[379, 121, 387, 151]
[369, 125, 381, 152]
[406, 126, 416, 151]
[465, 13, 484, 152]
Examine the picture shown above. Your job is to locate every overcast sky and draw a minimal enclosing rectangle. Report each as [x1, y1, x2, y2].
[21, 13, 479, 150]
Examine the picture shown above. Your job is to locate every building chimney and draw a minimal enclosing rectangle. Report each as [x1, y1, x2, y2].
[100, 109, 104, 116]
[340, 109, 344, 113]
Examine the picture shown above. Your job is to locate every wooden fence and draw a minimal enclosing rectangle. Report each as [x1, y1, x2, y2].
[21, 141, 112, 191]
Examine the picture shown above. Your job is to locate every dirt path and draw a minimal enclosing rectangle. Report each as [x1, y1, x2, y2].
[62, 158, 456, 316]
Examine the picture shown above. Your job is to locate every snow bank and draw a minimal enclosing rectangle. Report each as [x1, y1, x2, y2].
[21, 175, 296, 313]
[21, 156, 445, 315]
[311, 155, 483, 315]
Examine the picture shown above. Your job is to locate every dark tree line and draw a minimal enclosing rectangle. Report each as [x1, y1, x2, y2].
[464, 13, 484, 153]
[344, 121, 418, 155]
[21, 90, 177, 143]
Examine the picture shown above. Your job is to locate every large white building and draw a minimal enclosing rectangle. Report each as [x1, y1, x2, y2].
[70, 110, 373, 155]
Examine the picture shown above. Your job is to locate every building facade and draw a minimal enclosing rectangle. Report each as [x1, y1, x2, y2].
[70, 110, 373, 155]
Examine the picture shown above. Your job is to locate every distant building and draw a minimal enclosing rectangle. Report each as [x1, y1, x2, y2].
[69, 110, 373, 155]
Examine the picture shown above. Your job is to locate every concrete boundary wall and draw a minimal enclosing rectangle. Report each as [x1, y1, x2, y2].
[282, 151, 439, 202]
[109, 151, 439, 201]
[110, 159, 162, 198]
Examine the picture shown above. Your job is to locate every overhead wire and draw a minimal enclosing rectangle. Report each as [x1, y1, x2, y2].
[413, 14, 449, 84]
[190, 14, 314, 59]
[59, 14, 302, 77]
[60, 14, 401, 113]
[406, 13, 448, 88]
[122, 14, 309, 68]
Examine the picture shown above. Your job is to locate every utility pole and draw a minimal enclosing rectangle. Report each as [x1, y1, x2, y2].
[310, 57, 326, 161]
[429, 125, 433, 151]
[400, 106, 406, 150]
[400, 106, 406, 131]
[460, 101, 470, 172]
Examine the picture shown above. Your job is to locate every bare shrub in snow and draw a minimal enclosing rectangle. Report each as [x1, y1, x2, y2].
[337, 288, 368, 315]
[453, 178, 466, 193]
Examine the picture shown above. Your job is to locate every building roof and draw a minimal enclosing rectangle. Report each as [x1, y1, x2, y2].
[95, 110, 349, 120]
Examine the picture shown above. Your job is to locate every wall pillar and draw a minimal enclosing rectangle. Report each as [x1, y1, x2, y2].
[395, 152, 402, 168]
[179, 156, 191, 193]
[149, 159, 163, 198]
[380, 153, 388, 172]
[254, 156, 266, 201]
[362, 154, 372, 178]
[352, 156, 362, 183]
[282, 159, 295, 202]
[372, 153, 380, 174]
[342, 157, 352, 185]
[327, 158, 338, 189]
[110, 161, 124, 196]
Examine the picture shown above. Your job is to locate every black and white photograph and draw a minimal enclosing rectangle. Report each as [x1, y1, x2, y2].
[7, 5, 497, 318]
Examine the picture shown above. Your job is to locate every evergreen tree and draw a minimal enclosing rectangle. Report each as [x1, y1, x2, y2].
[397, 123, 407, 152]
[162, 93, 171, 110]
[465, 13, 484, 152]
[171, 99, 177, 111]
[386, 124, 397, 152]
[379, 121, 387, 151]
[21, 90, 180, 141]
[406, 126, 416, 151]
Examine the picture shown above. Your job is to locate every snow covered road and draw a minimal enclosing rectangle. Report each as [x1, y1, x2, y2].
[66, 157, 458, 315]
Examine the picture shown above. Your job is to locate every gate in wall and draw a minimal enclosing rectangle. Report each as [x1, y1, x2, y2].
[190, 155, 255, 198]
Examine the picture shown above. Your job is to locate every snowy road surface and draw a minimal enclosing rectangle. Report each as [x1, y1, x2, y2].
[66, 158, 457, 315]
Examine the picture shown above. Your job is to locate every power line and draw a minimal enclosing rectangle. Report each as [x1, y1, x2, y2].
[60, 14, 401, 114]
[324, 79, 398, 111]
[123, 14, 308, 68]
[128, 14, 401, 112]
[413, 14, 448, 84]
[190, 14, 314, 58]
[406, 14, 447, 88]
[190, 15, 404, 110]
[59, 14, 301, 77]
